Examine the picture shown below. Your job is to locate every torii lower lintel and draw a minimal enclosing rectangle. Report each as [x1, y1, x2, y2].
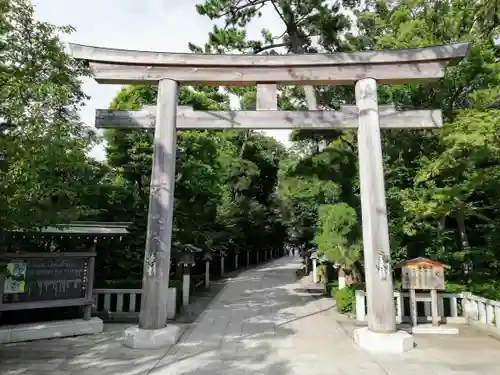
[95, 106, 442, 130]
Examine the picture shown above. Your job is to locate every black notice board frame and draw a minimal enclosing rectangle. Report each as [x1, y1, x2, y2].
[0, 252, 96, 313]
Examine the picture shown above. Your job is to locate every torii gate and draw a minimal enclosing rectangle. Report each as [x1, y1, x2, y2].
[70, 43, 468, 352]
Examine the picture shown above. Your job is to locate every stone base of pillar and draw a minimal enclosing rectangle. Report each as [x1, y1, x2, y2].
[123, 324, 183, 349]
[353, 327, 413, 353]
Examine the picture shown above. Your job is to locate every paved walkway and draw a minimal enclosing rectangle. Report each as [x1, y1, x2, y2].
[2, 256, 500, 375]
[150, 257, 379, 375]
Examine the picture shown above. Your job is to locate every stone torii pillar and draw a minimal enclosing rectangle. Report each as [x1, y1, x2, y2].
[352, 79, 421, 353]
[356, 79, 395, 333]
[120, 78, 181, 349]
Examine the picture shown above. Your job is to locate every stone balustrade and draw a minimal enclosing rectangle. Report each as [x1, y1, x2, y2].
[355, 290, 500, 332]
[461, 292, 500, 329]
[92, 288, 177, 321]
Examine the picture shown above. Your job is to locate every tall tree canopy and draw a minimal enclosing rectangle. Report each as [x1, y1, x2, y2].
[101, 84, 288, 280]
[0, 0, 101, 232]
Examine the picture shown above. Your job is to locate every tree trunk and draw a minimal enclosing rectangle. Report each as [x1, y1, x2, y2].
[455, 205, 473, 276]
[437, 216, 446, 256]
[456, 206, 470, 250]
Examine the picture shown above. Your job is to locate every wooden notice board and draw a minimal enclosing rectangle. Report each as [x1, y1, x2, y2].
[0, 252, 95, 312]
[400, 257, 445, 291]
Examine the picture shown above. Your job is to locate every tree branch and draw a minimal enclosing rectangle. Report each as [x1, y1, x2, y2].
[270, 0, 287, 24]
[339, 135, 356, 153]
[216, 0, 270, 18]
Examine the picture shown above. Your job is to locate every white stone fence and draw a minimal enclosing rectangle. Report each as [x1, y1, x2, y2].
[92, 288, 177, 321]
[355, 290, 500, 331]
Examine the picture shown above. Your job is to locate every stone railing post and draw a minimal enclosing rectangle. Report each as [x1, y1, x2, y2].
[395, 292, 403, 324]
[355, 290, 366, 321]
[311, 251, 318, 283]
[495, 306, 500, 329]
[450, 295, 458, 317]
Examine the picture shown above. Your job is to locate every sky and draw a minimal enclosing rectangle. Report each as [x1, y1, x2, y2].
[32, 0, 290, 161]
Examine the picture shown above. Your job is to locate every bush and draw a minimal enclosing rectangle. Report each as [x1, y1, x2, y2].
[393, 279, 402, 291]
[332, 285, 356, 314]
[325, 281, 338, 296]
[317, 265, 325, 282]
[444, 282, 468, 293]
[468, 281, 500, 300]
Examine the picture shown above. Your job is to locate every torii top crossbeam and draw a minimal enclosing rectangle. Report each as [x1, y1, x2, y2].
[70, 43, 469, 85]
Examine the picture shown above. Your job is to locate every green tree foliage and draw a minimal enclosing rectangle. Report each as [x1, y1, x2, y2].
[314, 203, 360, 273]
[0, 0, 101, 232]
[103, 84, 288, 280]
[348, 1, 500, 279]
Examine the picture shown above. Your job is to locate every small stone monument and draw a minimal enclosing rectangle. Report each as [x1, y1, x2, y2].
[234, 250, 239, 269]
[178, 254, 195, 307]
[220, 250, 227, 277]
[203, 252, 212, 288]
[399, 257, 457, 334]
